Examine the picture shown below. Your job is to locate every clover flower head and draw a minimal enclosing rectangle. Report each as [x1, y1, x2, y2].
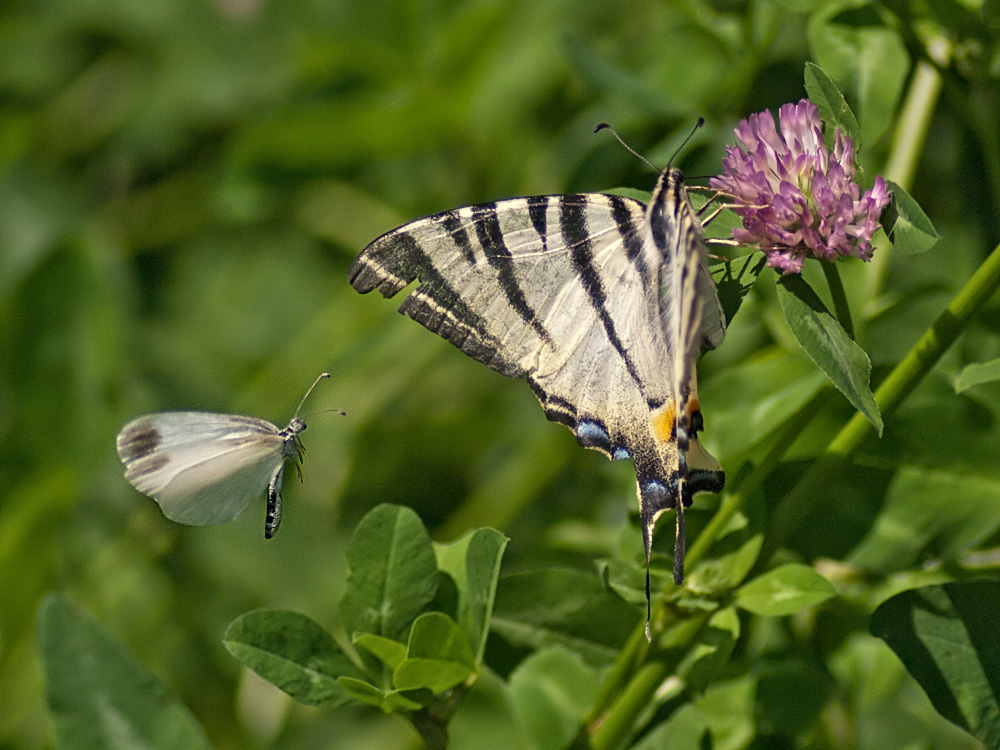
[709, 99, 891, 275]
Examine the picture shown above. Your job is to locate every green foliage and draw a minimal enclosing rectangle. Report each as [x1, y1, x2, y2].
[222, 505, 505, 742]
[776, 273, 883, 434]
[871, 582, 1000, 748]
[4, 0, 1000, 748]
[38, 594, 212, 750]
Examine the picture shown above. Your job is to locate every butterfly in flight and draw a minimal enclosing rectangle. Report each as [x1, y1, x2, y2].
[116, 373, 338, 538]
[349, 153, 726, 634]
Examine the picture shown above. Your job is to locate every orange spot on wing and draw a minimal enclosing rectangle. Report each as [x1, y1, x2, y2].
[651, 402, 676, 443]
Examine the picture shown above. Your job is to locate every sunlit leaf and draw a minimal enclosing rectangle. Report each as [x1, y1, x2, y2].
[340, 504, 439, 641]
[776, 274, 882, 434]
[804, 62, 861, 150]
[434, 527, 508, 665]
[955, 359, 1000, 393]
[224, 610, 362, 707]
[882, 181, 939, 255]
[735, 564, 837, 616]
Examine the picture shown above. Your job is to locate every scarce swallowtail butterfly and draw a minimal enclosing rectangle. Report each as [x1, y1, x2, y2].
[349, 161, 726, 633]
[116, 373, 337, 538]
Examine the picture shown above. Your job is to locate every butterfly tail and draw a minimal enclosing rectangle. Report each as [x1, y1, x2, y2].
[637, 475, 680, 641]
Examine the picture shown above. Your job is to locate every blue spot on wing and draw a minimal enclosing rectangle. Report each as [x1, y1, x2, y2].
[576, 420, 611, 448]
[575, 419, 631, 460]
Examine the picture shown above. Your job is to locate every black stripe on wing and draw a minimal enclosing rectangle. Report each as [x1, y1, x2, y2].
[473, 202, 553, 347]
[559, 198, 644, 389]
[350, 231, 520, 376]
[527, 375, 633, 461]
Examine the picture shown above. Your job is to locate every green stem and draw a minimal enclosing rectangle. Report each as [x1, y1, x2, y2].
[822, 263, 854, 339]
[685, 386, 831, 570]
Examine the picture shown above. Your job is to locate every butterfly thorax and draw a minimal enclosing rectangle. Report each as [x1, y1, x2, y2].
[280, 418, 307, 462]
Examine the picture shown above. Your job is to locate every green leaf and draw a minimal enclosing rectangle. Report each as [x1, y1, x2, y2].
[434, 527, 508, 665]
[804, 62, 861, 151]
[633, 677, 756, 750]
[676, 607, 740, 695]
[37, 593, 212, 750]
[882, 181, 939, 254]
[336, 676, 426, 713]
[776, 274, 882, 435]
[871, 582, 1000, 748]
[223, 610, 362, 707]
[340, 504, 439, 641]
[393, 613, 475, 694]
[507, 648, 600, 750]
[849, 467, 1000, 573]
[955, 358, 1000, 392]
[735, 564, 837, 616]
[354, 634, 408, 671]
[491, 569, 640, 667]
[686, 504, 764, 594]
[807, 16, 909, 146]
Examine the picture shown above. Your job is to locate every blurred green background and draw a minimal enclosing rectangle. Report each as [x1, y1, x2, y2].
[2, 0, 998, 748]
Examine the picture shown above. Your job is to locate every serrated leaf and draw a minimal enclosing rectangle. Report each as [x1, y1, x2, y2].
[883, 181, 939, 254]
[354, 634, 408, 671]
[340, 504, 439, 642]
[224, 610, 362, 707]
[434, 527, 508, 665]
[507, 648, 600, 750]
[38, 594, 212, 750]
[337, 676, 426, 712]
[491, 569, 640, 667]
[871, 582, 1000, 748]
[955, 359, 1000, 392]
[804, 62, 861, 151]
[735, 564, 837, 616]
[776, 274, 882, 435]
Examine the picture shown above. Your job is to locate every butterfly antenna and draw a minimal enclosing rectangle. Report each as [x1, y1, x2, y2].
[293, 372, 331, 418]
[594, 123, 660, 174]
[667, 117, 705, 167]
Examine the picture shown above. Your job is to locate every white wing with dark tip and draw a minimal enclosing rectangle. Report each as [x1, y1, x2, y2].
[116, 412, 295, 530]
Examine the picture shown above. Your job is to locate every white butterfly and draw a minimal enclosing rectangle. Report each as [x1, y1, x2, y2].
[116, 373, 335, 538]
[349, 158, 726, 632]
